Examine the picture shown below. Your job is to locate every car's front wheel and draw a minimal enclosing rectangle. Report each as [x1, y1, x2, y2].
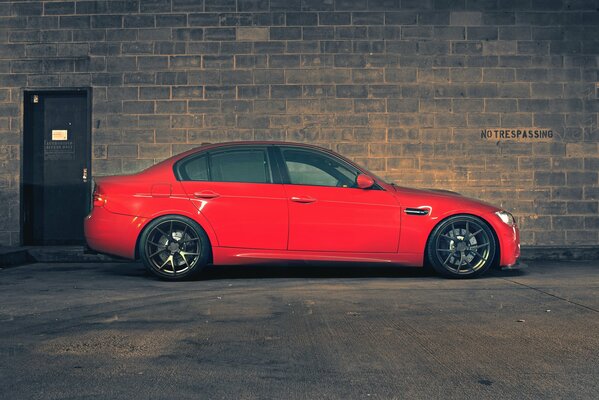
[139, 215, 210, 281]
[426, 215, 496, 278]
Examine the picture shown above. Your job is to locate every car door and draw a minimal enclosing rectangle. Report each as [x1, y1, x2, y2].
[278, 147, 401, 253]
[177, 146, 288, 250]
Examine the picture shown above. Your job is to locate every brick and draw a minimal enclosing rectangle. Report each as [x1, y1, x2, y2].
[106, 29, 137, 42]
[9, 30, 40, 42]
[535, 172, 565, 186]
[205, 86, 235, 99]
[319, 12, 351, 25]
[467, 83, 498, 98]
[270, 85, 301, 98]
[237, 115, 270, 129]
[384, 68, 417, 82]
[141, 0, 172, 13]
[467, 27, 498, 41]
[385, 11, 417, 25]
[139, 144, 171, 159]
[266, 55, 298, 68]
[156, 14, 187, 27]
[255, 41, 285, 53]
[205, 28, 236, 41]
[567, 201, 598, 215]
[237, 27, 268, 41]
[567, 172, 598, 186]
[173, 0, 206, 11]
[286, 12, 317, 25]
[500, 113, 532, 127]
[107, 144, 138, 158]
[434, 26, 465, 40]
[354, 99, 385, 113]
[123, 72, 154, 84]
[123, 101, 154, 114]
[553, 216, 584, 230]
[270, 27, 301, 40]
[107, 87, 138, 101]
[453, 99, 484, 112]
[303, 27, 334, 40]
[27, 16, 59, 29]
[453, 42, 483, 55]
[336, 26, 368, 40]
[451, 68, 481, 82]
[255, 69, 285, 84]
[468, 113, 499, 126]
[497, 83, 530, 98]
[483, 68, 515, 82]
[156, 101, 187, 114]
[388, 99, 419, 112]
[499, 26, 531, 40]
[44, 2, 75, 15]
[221, 70, 253, 84]
[59, 15, 90, 29]
[12, 2, 42, 15]
[450, 11, 481, 25]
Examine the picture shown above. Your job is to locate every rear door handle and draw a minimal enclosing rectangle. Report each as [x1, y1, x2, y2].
[290, 196, 316, 204]
[194, 191, 220, 199]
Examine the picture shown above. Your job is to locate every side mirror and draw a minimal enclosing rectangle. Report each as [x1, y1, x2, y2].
[356, 174, 375, 189]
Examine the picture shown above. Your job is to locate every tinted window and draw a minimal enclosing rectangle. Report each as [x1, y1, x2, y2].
[282, 149, 358, 188]
[179, 155, 209, 181]
[210, 150, 270, 183]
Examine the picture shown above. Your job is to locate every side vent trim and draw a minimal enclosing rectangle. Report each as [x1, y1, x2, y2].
[404, 208, 430, 216]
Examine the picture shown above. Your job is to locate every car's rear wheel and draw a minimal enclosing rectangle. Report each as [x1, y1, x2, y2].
[426, 215, 496, 278]
[140, 215, 210, 281]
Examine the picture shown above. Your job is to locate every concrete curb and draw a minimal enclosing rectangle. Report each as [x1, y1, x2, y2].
[0, 246, 125, 268]
[0, 247, 32, 268]
[520, 246, 599, 262]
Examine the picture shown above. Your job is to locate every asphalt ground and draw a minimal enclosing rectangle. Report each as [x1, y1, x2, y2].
[0, 261, 598, 400]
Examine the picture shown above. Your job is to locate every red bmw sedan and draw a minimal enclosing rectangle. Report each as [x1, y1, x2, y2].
[85, 141, 521, 280]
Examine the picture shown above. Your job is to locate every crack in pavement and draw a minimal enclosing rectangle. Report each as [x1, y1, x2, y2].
[501, 277, 599, 314]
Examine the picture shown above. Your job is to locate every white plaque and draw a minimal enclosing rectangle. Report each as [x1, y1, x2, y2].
[52, 130, 68, 141]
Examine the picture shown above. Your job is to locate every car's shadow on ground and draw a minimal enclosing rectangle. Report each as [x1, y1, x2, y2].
[102, 261, 529, 281]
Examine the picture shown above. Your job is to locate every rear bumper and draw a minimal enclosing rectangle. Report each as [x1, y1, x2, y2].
[84, 206, 146, 259]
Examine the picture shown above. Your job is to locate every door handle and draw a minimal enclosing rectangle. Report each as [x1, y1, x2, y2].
[194, 191, 220, 199]
[290, 196, 316, 204]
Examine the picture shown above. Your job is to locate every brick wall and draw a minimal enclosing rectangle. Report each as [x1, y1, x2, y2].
[0, 0, 598, 247]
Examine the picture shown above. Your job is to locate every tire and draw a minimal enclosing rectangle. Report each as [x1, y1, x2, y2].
[139, 215, 210, 281]
[426, 215, 496, 278]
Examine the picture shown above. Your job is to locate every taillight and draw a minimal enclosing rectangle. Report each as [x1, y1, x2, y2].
[93, 185, 105, 208]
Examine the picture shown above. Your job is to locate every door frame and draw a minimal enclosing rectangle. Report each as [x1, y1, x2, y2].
[21, 87, 93, 245]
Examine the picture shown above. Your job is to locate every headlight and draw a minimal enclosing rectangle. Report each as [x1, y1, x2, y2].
[495, 211, 515, 226]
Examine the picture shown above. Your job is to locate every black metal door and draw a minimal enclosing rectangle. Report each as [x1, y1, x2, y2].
[23, 90, 91, 245]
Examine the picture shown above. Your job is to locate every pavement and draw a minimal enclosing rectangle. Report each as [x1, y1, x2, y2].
[0, 261, 597, 400]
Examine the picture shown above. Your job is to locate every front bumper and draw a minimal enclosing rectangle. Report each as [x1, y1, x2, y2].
[502, 259, 528, 270]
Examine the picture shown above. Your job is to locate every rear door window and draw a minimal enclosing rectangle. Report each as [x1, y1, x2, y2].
[209, 149, 271, 183]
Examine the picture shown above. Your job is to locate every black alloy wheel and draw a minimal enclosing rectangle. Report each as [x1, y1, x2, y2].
[427, 215, 496, 278]
[140, 215, 210, 280]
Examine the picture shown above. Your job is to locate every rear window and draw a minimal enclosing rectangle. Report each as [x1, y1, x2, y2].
[179, 155, 208, 181]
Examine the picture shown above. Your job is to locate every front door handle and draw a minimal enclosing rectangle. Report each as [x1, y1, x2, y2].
[290, 196, 316, 204]
[194, 191, 220, 199]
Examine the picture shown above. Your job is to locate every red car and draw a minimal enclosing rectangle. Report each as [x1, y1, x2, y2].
[85, 141, 521, 280]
